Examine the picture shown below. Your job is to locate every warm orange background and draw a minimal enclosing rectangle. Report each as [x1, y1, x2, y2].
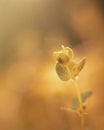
[0, 0, 104, 130]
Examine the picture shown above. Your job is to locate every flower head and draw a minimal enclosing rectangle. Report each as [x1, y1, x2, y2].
[54, 45, 86, 81]
[54, 45, 73, 64]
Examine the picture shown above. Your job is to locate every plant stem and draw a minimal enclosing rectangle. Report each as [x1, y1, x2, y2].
[73, 78, 86, 130]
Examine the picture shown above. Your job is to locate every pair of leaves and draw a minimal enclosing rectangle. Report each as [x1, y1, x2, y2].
[56, 58, 86, 81]
[61, 91, 93, 111]
[70, 90, 93, 110]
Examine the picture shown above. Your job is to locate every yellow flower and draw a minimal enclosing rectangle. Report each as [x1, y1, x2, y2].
[54, 45, 86, 81]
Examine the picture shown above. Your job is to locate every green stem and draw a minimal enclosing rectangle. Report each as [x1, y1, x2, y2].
[73, 79, 86, 130]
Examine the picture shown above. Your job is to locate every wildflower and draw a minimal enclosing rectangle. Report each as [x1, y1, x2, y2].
[54, 45, 86, 81]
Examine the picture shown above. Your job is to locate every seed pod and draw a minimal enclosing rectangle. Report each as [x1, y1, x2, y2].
[56, 62, 70, 81]
[57, 52, 69, 64]
[65, 47, 74, 59]
[54, 46, 74, 64]
[61, 45, 74, 59]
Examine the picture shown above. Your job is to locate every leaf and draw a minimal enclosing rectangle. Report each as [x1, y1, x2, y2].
[70, 63, 78, 78]
[71, 58, 86, 78]
[70, 90, 93, 110]
[81, 90, 93, 102]
[77, 57, 86, 71]
[56, 62, 70, 81]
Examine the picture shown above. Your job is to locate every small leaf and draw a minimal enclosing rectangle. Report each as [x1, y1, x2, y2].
[56, 62, 70, 81]
[71, 58, 86, 78]
[70, 90, 93, 110]
[81, 90, 93, 103]
[70, 63, 78, 78]
[77, 58, 86, 73]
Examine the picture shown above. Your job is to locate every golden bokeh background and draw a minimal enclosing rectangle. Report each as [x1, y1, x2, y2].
[0, 0, 104, 130]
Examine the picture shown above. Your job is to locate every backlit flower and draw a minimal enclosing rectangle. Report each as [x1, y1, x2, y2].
[54, 45, 86, 81]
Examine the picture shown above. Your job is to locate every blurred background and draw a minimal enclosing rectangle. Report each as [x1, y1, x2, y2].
[0, 0, 104, 130]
